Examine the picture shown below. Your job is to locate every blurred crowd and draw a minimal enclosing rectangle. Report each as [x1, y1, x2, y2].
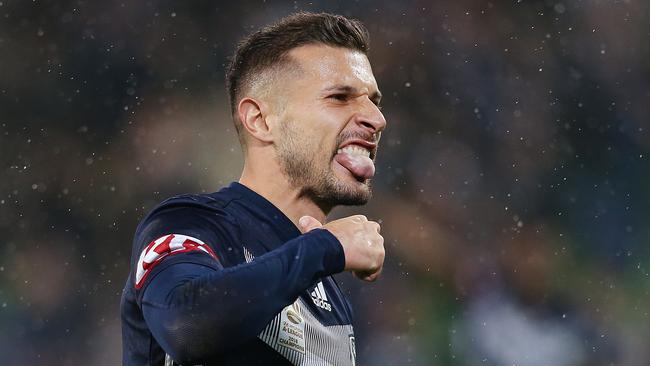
[1, 1, 649, 365]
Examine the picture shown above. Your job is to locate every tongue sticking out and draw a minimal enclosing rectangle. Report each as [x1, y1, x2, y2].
[335, 151, 376, 181]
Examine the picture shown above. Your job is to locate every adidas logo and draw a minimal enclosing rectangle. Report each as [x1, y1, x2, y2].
[310, 281, 332, 311]
[243, 246, 255, 263]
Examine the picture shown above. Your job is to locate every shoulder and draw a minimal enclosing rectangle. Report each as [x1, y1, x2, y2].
[137, 192, 237, 240]
[154, 191, 234, 217]
[127, 191, 243, 295]
[130, 191, 244, 268]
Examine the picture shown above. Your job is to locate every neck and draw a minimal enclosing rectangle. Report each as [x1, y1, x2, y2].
[239, 158, 329, 227]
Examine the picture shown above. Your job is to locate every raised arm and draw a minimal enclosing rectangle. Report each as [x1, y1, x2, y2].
[140, 228, 343, 364]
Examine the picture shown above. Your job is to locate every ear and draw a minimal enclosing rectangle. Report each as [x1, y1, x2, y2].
[237, 97, 275, 144]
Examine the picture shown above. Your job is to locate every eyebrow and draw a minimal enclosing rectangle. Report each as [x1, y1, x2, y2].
[323, 85, 383, 104]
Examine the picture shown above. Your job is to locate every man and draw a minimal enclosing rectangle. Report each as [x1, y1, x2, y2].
[121, 12, 386, 365]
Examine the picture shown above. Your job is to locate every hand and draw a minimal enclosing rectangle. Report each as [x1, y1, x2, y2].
[298, 215, 385, 282]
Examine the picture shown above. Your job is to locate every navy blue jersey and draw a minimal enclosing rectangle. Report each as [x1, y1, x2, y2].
[120, 182, 357, 365]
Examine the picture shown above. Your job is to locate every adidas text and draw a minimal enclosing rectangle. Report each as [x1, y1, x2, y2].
[312, 297, 332, 311]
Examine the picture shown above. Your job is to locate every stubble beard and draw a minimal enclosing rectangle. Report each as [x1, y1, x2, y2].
[275, 121, 372, 209]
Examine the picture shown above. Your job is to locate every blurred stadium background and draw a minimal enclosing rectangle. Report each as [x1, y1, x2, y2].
[2, 1, 649, 365]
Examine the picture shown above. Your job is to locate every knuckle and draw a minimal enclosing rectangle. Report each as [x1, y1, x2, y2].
[371, 234, 384, 246]
[366, 222, 380, 234]
[372, 257, 383, 270]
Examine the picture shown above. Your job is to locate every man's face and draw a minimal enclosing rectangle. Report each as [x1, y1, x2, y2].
[271, 44, 386, 208]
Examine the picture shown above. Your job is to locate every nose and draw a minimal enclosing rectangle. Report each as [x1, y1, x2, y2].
[354, 97, 387, 133]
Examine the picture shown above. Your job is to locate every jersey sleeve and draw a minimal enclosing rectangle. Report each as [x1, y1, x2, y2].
[133, 204, 346, 365]
[131, 204, 228, 304]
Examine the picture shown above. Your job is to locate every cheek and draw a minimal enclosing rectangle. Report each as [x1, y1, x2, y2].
[291, 106, 347, 157]
[287, 125, 329, 157]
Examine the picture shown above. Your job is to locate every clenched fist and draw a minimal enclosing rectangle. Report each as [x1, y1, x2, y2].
[299, 215, 385, 282]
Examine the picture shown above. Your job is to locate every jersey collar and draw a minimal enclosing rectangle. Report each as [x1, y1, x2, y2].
[226, 182, 302, 248]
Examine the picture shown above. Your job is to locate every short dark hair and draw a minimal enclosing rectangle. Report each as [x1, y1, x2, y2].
[226, 12, 370, 145]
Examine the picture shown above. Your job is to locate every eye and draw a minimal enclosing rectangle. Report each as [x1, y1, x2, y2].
[328, 93, 348, 102]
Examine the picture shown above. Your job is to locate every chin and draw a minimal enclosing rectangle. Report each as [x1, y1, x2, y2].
[327, 177, 373, 206]
[305, 176, 372, 208]
[336, 193, 371, 206]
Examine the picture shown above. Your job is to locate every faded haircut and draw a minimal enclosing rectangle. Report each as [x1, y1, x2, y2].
[225, 12, 370, 148]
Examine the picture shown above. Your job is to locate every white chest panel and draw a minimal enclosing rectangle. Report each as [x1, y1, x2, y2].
[258, 297, 355, 366]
